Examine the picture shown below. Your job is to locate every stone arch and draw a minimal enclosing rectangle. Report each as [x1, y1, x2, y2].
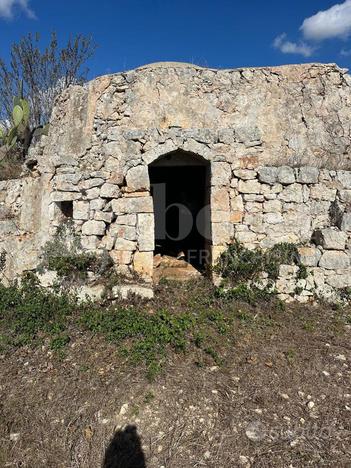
[142, 139, 214, 166]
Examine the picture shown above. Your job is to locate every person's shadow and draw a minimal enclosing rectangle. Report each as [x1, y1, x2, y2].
[103, 425, 146, 468]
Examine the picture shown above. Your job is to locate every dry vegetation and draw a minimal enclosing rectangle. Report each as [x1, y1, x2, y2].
[0, 149, 23, 181]
[0, 279, 350, 467]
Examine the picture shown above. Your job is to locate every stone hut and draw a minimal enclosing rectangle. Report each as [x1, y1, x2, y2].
[1, 62, 351, 300]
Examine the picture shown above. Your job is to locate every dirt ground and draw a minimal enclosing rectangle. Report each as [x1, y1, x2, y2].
[0, 281, 350, 467]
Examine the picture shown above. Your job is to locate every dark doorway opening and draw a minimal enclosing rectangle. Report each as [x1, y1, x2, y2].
[149, 151, 211, 271]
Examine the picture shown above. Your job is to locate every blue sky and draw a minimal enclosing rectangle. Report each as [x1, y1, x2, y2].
[1, 0, 351, 79]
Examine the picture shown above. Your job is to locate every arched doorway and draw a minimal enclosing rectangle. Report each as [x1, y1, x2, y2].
[148, 150, 211, 273]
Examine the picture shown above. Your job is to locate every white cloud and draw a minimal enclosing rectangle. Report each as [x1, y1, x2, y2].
[0, 0, 35, 19]
[301, 0, 351, 41]
[273, 33, 315, 57]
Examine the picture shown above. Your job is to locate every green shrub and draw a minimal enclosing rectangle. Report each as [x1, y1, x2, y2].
[80, 301, 232, 380]
[214, 240, 264, 282]
[264, 243, 299, 279]
[215, 241, 305, 286]
[80, 306, 195, 379]
[40, 220, 112, 280]
[215, 283, 275, 306]
[0, 273, 76, 348]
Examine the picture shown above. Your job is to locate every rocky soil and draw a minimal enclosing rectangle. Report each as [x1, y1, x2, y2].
[0, 281, 350, 467]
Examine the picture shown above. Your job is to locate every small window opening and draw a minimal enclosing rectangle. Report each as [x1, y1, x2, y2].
[58, 201, 73, 218]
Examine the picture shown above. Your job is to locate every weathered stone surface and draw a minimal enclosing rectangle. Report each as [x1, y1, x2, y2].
[231, 194, 244, 211]
[112, 284, 154, 299]
[94, 211, 113, 223]
[278, 184, 303, 203]
[310, 184, 336, 201]
[84, 187, 101, 200]
[263, 199, 281, 213]
[100, 233, 115, 250]
[238, 180, 262, 194]
[73, 201, 89, 220]
[0, 220, 17, 235]
[340, 213, 351, 231]
[110, 250, 133, 265]
[116, 214, 137, 225]
[112, 196, 153, 214]
[211, 187, 230, 211]
[313, 228, 347, 250]
[276, 166, 295, 185]
[137, 213, 154, 251]
[100, 183, 120, 198]
[82, 220, 106, 236]
[338, 190, 351, 203]
[296, 166, 319, 184]
[133, 251, 153, 279]
[233, 169, 257, 181]
[54, 174, 81, 191]
[76, 284, 105, 302]
[115, 238, 137, 251]
[153, 254, 202, 282]
[319, 251, 350, 269]
[258, 167, 278, 184]
[80, 178, 104, 190]
[336, 171, 351, 189]
[90, 199, 105, 210]
[126, 165, 150, 191]
[110, 224, 136, 241]
[51, 191, 80, 202]
[325, 273, 351, 288]
[81, 236, 99, 250]
[297, 246, 322, 267]
[212, 222, 233, 245]
[263, 212, 284, 224]
[211, 162, 231, 185]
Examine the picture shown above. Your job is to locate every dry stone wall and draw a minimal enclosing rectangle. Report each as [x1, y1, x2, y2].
[1, 62, 351, 301]
[228, 165, 351, 302]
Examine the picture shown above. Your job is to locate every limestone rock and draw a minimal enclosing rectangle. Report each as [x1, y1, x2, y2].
[263, 199, 281, 213]
[110, 250, 133, 265]
[276, 166, 295, 184]
[212, 162, 231, 185]
[297, 246, 321, 267]
[238, 180, 262, 194]
[233, 169, 257, 181]
[73, 201, 89, 220]
[310, 184, 336, 201]
[257, 167, 278, 185]
[76, 284, 105, 302]
[336, 171, 351, 189]
[313, 228, 347, 250]
[82, 220, 106, 236]
[340, 213, 351, 232]
[100, 183, 120, 198]
[115, 238, 137, 251]
[133, 251, 153, 279]
[319, 251, 350, 270]
[153, 254, 202, 283]
[95, 211, 113, 223]
[112, 196, 153, 214]
[278, 184, 303, 203]
[296, 166, 319, 184]
[137, 213, 155, 251]
[126, 165, 150, 191]
[112, 284, 154, 299]
[211, 187, 230, 211]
